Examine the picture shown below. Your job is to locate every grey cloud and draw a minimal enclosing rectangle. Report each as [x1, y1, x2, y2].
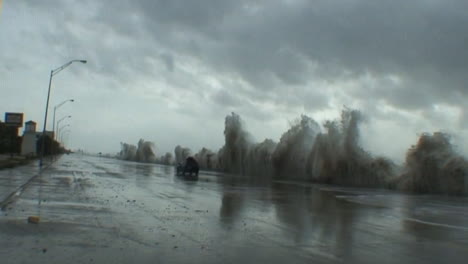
[212, 89, 241, 107]
[159, 53, 175, 72]
[110, 0, 467, 113]
[20, 0, 468, 97]
[3, 0, 468, 156]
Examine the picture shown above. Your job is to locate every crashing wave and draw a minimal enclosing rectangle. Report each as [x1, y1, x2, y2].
[118, 108, 467, 195]
[194, 147, 218, 170]
[245, 139, 277, 178]
[214, 110, 395, 187]
[306, 110, 396, 187]
[159, 152, 174, 165]
[398, 132, 468, 195]
[119, 143, 137, 161]
[272, 115, 320, 180]
[174, 145, 192, 164]
[217, 112, 252, 174]
[119, 139, 156, 163]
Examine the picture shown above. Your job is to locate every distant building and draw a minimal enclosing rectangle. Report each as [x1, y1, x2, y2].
[21, 121, 56, 157]
[21, 121, 37, 157]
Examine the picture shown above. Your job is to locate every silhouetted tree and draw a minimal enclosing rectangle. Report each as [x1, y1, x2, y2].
[36, 135, 62, 156]
[0, 122, 21, 155]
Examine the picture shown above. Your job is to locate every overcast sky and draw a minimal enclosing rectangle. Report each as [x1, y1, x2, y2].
[1, 0, 467, 161]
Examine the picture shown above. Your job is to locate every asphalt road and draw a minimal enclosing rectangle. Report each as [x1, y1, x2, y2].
[1, 154, 467, 264]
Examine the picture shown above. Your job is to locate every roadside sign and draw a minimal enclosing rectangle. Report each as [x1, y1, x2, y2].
[4, 112, 23, 127]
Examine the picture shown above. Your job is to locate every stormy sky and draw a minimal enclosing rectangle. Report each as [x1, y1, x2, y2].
[1, 0, 467, 161]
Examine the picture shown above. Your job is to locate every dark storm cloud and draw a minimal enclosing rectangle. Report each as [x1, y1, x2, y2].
[159, 53, 175, 72]
[212, 89, 241, 107]
[18, 0, 468, 114]
[109, 0, 467, 112]
[3, 0, 468, 157]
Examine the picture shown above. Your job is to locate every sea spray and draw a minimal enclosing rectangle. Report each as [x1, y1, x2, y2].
[117, 108, 468, 195]
[136, 139, 157, 163]
[245, 139, 277, 178]
[306, 110, 395, 187]
[217, 112, 252, 174]
[215, 110, 395, 186]
[120, 143, 137, 161]
[398, 132, 468, 195]
[174, 145, 192, 164]
[272, 115, 320, 180]
[119, 139, 157, 163]
[160, 152, 174, 165]
[194, 147, 218, 170]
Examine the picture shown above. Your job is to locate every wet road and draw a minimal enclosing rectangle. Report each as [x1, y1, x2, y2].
[1, 154, 468, 264]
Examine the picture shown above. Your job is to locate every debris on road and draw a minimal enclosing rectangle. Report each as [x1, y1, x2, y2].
[27, 216, 40, 224]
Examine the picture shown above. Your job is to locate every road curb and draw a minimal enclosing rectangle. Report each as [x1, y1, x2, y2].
[0, 161, 55, 211]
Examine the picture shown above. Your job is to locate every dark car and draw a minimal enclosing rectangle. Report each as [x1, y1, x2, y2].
[176, 157, 199, 178]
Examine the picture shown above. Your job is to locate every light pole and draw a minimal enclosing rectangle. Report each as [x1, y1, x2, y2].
[57, 125, 70, 144]
[52, 99, 74, 140]
[60, 130, 71, 151]
[60, 129, 71, 144]
[40, 59, 86, 167]
[56, 115, 71, 138]
[52, 115, 71, 156]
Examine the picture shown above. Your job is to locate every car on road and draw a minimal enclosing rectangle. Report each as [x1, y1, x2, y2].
[176, 157, 199, 178]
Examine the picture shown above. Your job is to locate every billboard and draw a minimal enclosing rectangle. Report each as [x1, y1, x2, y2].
[4, 112, 23, 127]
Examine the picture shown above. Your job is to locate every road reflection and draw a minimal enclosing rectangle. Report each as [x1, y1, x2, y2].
[272, 183, 357, 258]
[219, 191, 245, 226]
[73, 158, 468, 263]
[215, 178, 384, 261]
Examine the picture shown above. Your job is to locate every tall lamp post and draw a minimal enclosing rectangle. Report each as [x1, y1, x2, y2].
[39, 60, 86, 167]
[57, 124, 70, 144]
[52, 99, 74, 140]
[60, 129, 71, 145]
[57, 125, 70, 153]
[56, 115, 71, 138]
[60, 130, 71, 151]
[53, 115, 71, 156]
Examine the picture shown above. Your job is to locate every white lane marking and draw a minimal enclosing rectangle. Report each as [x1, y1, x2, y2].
[405, 217, 468, 231]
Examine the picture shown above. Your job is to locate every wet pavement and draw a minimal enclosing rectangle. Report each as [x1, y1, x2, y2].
[0, 160, 40, 204]
[1, 154, 468, 264]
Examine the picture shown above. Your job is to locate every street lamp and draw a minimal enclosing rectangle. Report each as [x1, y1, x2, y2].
[51, 115, 71, 157]
[60, 129, 71, 144]
[52, 99, 74, 140]
[60, 130, 71, 150]
[56, 115, 71, 138]
[40, 59, 86, 167]
[57, 124, 70, 143]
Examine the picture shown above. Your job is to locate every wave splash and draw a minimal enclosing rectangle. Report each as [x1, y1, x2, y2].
[118, 109, 467, 195]
[211, 109, 467, 195]
[398, 132, 468, 195]
[306, 110, 395, 187]
[119, 139, 157, 163]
